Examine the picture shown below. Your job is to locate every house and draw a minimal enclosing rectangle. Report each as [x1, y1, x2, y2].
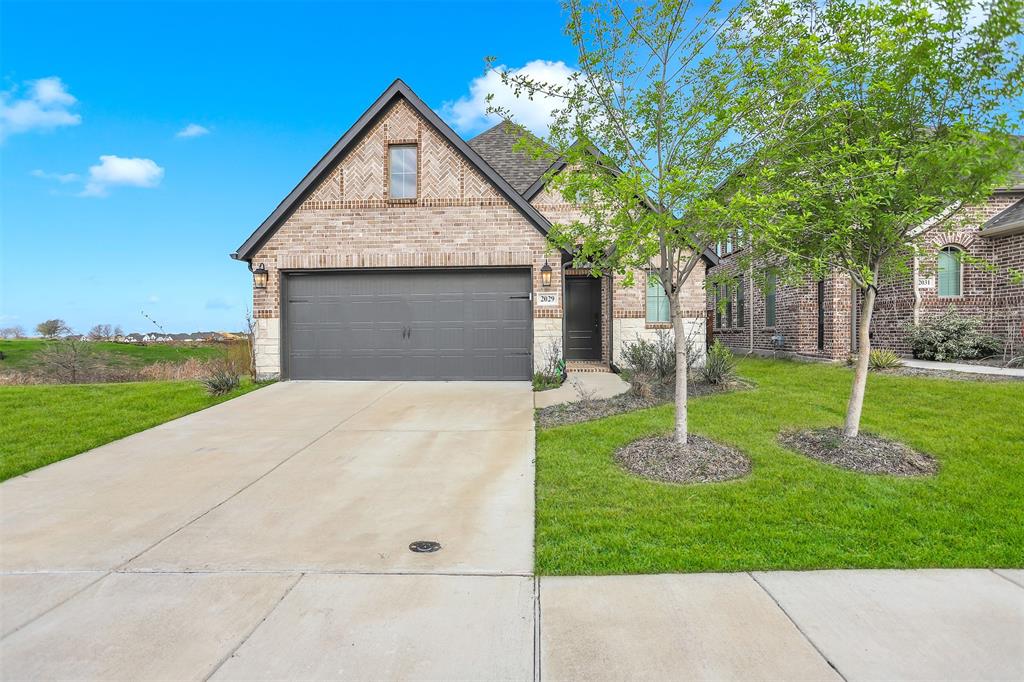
[232, 79, 713, 381]
[707, 174, 1024, 359]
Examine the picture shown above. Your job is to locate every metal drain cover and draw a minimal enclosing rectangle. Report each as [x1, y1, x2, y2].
[409, 540, 441, 553]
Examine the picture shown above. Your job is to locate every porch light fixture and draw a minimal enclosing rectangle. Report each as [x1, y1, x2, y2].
[540, 260, 553, 288]
[252, 262, 268, 289]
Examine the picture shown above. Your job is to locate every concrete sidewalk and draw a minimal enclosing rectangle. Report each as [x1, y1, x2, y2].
[534, 371, 630, 408]
[2, 568, 1020, 680]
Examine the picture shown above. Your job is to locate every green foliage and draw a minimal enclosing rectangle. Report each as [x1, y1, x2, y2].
[621, 331, 676, 382]
[0, 380, 262, 481]
[868, 349, 904, 370]
[908, 309, 1003, 361]
[701, 340, 737, 385]
[535, 358, 1024, 574]
[0, 338, 225, 372]
[200, 362, 241, 396]
[533, 372, 563, 392]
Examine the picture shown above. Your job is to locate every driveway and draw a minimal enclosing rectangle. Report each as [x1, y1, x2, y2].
[3, 382, 1022, 681]
[0, 381, 536, 680]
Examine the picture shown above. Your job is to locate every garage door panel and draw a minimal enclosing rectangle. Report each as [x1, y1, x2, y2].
[283, 270, 531, 380]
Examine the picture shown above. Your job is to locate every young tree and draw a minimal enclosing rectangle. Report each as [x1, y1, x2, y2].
[492, 0, 800, 445]
[743, 0, 1023, 437]
[36, 319, 71, 338]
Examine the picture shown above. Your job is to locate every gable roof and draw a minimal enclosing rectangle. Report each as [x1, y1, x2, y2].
[980, 198, 1024, 238]
[232, 79, 554, 261]
[467, 123, 558, 195]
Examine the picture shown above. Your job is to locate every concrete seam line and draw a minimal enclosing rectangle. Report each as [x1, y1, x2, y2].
[533, 576, 542, 682]
[114, 568, 533, 578]
[747, 572, 849, 682]
[113, 382, 407, 570]
[0, 571, 111, 642]
[989, 569, 1024, 591]
[202, 572, 305, 682]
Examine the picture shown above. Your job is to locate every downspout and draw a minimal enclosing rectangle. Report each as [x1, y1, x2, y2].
[748, 258, 755, 355]
[911, 253, 922, 327]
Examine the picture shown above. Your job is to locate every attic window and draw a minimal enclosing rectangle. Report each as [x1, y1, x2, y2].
[389, 144, 417, 199]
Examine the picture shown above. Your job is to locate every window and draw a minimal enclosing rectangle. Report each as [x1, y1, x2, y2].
[726, 235, 733, 254]
[737, 277, 745, 327]
[725, 285, 733, 328]
[938, 247, 962, 297]
[715, 285, 722, 328]
[765, 272, 777, 327]
[389, 144, 417, 199]
[646, 272, 671, 323]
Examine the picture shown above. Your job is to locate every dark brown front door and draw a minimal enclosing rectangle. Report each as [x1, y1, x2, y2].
[565, 277, 602, 360]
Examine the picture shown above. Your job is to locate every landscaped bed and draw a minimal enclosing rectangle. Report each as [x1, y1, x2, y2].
[0, 380, 264, 481]
[535, 357, 1024, 575]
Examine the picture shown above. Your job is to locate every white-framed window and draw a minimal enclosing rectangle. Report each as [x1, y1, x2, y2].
[937, 246, 962, 297]
[646, 272, 671, 323]
[389, 144, 417, 199]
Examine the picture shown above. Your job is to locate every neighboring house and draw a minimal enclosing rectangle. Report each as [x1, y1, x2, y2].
[232, 79, 714, 381]
[707, 175, 1024, 359]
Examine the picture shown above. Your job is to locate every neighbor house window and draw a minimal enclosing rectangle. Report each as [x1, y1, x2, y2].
[389, 144, 417, 199]
[715, 285, 722, 328]
[938, 246, 962, 297]
[646, 272, 671, 323]
[737, 277, 745, 327]
[725, 285, 733, 328]
[765, 271, 777, 327]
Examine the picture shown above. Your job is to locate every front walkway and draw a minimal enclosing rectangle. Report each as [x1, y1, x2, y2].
[534, 370, 630, 408]
[903, 357, 1024, 377]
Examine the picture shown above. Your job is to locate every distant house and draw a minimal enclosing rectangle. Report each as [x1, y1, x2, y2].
[707, 172, 1024, 359]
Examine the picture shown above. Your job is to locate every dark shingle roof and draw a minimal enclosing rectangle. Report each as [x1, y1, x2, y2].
[980, 198, 1024, 237]
[467, 123, 557, 195]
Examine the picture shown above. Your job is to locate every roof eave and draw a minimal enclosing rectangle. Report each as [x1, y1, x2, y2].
[233, 79, 558, 262]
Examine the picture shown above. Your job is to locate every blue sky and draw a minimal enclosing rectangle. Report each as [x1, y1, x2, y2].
[1, 0, 577, 334]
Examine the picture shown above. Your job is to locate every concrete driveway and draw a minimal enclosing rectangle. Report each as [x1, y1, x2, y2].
[0, 381, 536, 680]
[3, 381, 1022, 681]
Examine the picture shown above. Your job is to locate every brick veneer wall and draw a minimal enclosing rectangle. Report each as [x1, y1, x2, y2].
[707, 192, 1024, 360]
[249, 97, 562, 377]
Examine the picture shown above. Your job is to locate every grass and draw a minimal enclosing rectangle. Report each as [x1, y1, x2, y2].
[0, 380, 264, 481]
[0, 338, 225, 372]
[536, 357, 1024, 575]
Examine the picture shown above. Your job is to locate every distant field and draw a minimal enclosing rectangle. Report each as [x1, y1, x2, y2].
[0, 338, 226, 372]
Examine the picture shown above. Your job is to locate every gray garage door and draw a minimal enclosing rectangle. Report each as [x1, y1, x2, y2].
[283, 269, 533, 380]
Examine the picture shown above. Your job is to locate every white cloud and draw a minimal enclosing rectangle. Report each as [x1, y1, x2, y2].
[443, 60, 578, 136]
[31, 169, 81, 183]
[81, 155, 164, 197]
[176, 123, 210, 138]
[0, 77, 81, 140]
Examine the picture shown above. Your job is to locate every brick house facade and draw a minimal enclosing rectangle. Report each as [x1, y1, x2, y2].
[707, 188, 1024, 360]
[234, 80, 712, 380]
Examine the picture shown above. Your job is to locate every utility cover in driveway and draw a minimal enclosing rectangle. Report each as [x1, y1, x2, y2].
[283, 269, 532, 380]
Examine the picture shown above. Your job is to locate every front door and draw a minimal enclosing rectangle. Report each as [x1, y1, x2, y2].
[565, 277, 602, 360]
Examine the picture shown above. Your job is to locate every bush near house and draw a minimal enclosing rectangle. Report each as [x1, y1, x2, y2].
[907, 309, 1003, 361]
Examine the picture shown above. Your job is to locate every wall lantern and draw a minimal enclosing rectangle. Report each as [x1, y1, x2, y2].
[540, 260, 553, 288]
[252, 262, 269, 289]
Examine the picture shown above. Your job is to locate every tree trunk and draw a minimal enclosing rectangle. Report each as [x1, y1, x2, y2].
[843, 286, 877, 438]
[673, 311, 689, 445]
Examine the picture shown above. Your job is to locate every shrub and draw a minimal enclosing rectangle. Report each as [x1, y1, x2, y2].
[907, 309, 1002, 361]
[532, 340, 564, 391]
[868, 349, 903, 370]
[532, 372, 562, 391]
[200, 361, 240, 396]
[621, 331, 676, 382]
[701, 341, 736, 385]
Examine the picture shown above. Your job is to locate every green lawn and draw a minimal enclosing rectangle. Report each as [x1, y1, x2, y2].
[0, 338, 225, 372]
[0, 380, 263, 481]
[536, 358, 1024, 575]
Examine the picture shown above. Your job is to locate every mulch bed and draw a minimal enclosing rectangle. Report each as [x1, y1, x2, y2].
[535, 378, 747, 429]
[779, 427, 938, 477]
[615, 434, 752, 484]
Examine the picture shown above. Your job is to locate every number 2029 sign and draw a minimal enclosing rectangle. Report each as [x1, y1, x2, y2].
[536, 292, 558, 306]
